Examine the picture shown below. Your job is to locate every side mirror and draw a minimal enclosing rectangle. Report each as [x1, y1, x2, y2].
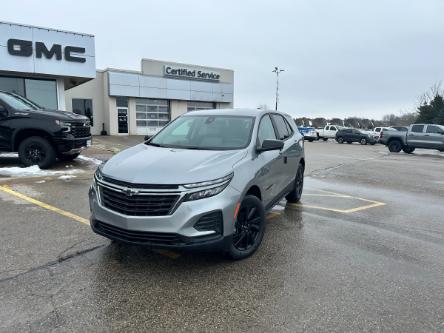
[144, 135, 151, 141]
[257, 139, 284, 152]
[0, 105, 7, 117]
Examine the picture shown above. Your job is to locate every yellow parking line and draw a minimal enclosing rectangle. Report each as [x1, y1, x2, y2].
[0, 185, 184, 259]
[289, 189, 386, 214]
[0, 185, 89, 225]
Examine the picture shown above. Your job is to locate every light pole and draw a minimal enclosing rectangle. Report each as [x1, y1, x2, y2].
[272, 66, 284, 110]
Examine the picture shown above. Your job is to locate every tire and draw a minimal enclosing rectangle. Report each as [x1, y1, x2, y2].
[227, 195, 266, 260]
[370, 142, 376, 145]
[18, 136, 56, 169]
[323, 138, 328, 141]
[286, 163, 304, 203]
[347, 141, 352, 144]
[402, 146, 415, 154]
[388, 140, 402, 153]
[337, 137, 344, 144]
[308, 139, 313, 142]
[360, 138, 367, 145]
[58, 153, 80, 162]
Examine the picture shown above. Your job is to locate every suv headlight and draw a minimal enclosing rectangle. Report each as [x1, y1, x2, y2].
[184, 173, 233, 201]
[55, 120, 72, 132]
[94, 162, 105, 182]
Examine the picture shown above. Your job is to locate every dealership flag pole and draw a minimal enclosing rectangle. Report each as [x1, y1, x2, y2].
[272, 67, 284, 110]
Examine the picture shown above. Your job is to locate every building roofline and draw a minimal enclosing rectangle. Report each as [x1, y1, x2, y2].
[141, 58, 234, 72]
[0, 20, 94, 37]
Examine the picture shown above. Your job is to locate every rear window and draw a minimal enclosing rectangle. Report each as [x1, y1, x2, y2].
[426, 125, 444, 134]
[411, 125, 424, 133]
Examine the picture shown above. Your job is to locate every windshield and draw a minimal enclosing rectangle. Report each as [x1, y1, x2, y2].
[0, 92, 39, 111]
[148, 115, 255, 150]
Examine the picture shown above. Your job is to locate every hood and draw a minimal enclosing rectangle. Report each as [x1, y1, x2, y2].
[102, 144, 248, 185]
[30, 109, 88, 122]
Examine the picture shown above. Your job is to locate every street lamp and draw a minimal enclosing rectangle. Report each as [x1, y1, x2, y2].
[272, 66, 284, 110]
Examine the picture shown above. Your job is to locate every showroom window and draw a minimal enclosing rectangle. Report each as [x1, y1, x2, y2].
[0, 76, 57, 110]
[135, 99, 170, 128]
[187, 101, 215, 112]
[72, 99, 94, 126]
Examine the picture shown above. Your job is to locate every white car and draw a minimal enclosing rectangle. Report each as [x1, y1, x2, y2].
[369, 127, 391, 141]
[317, 125, 343, 141]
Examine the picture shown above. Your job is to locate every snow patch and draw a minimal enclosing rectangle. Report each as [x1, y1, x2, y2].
[0, 153, 19, 158]
[0, 165, 82, 178]
[58, 175, 77, 180]
[77, 155, 103, 166]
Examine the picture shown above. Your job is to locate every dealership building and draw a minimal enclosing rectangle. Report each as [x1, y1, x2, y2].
[1, 21, 234, 136]
[0, 21, 96, 110]
[65, 59, 234, 135]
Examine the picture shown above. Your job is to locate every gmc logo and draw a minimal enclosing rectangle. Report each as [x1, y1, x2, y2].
[7, 38, 86, 63]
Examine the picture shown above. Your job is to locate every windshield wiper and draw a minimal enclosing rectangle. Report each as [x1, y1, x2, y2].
[145, 142, 165, 147]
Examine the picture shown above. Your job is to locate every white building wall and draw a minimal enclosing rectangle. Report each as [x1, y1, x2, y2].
[56, 78, 66, 110]
[65, 71, 105, 135]
[171, 100, 187, 119]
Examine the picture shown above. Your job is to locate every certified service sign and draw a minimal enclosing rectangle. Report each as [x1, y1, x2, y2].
[164, 65, 220, 82]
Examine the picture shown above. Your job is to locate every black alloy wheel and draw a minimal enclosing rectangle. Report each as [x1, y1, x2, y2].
[18, 136, 56, 169]
[337, 137, 344, 144]
[388, 140, 402, 153]
[402, 146, 415, 154]
[227, 195, 265, 260]
[25, 144, 45, 164]
[286, 163, 304, 203]
[360, 138, 367, 145]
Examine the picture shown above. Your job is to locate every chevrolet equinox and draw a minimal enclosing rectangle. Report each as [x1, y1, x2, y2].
[89, 109, 305, 259]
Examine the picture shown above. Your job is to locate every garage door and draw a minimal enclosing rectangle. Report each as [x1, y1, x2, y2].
[135, 99, 170, 135]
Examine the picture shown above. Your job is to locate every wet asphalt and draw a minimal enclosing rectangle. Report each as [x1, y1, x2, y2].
[1, 139, 444, 332]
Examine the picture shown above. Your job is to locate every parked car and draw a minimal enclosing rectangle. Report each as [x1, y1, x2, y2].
[89, 109, 305, 260]
[368, 127, 391, 141]
[0, 91, 91, 168]
[383, 124, 444, 153]
[317, 125, 343, 141]
[335, 128, 376, 145]
[298, 127, 318, 142]
[390, 126, 408, 132]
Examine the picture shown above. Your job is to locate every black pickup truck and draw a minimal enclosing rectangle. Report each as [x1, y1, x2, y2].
[0, 91, 91, 169]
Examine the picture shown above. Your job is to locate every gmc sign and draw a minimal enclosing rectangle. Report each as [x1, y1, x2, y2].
[7, 38, 86, 63]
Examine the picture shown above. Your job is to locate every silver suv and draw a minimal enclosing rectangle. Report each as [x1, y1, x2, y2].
[89, 109, 305, 259]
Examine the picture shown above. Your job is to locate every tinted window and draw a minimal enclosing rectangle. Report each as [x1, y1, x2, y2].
[25, 79, 57, 110]
[258, 115, 277, 146]
[72, 99, 93, 126]
[271, 114, 289, 140]
[330, 126, 337, 131]
[116, 97, 128, 107]
[375, 128, 381, 132]
[283, 118, 294, 136]
[427, 125, 444, 134]
[0, 92, 38, 111]
[343, 129, 352, 133]
[411, 125, 424, 133]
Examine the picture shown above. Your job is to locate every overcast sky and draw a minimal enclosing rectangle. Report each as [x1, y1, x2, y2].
[3, 0, 444, 119]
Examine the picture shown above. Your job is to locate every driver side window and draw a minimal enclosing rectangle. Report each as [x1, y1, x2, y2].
[257, 115, 277, 146]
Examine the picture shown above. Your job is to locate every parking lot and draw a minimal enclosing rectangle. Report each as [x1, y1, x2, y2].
[1, 139, 444, 332]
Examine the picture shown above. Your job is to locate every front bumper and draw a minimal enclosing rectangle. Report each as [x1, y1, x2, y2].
[89, 181, 241, 250]
[54, 136, 92, 154]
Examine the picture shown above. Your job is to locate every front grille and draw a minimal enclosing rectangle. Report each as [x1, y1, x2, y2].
[100, 186, 179, 216]
[194, 211, 223, 234]
[71, 123, 91, 138]
[102, 176, 178, 190]
[95, 221, 183, 245]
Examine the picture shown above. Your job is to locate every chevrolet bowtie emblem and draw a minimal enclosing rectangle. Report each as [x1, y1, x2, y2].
[124, 188, 139, 196]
